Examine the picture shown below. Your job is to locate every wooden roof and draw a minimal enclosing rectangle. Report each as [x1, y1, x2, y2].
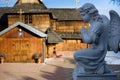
[0, 1, 47, 16]
[49, 8, 82, 21]
[0, 22, 47, 37]
[14, 3, 47, 10]
[47, 28, 63, 43]
[0, 2, 82, 21]
[14, 0, 47, 10]
[57, 32, 82, 39]
[0, 8, 82, 21]
[0, 8, 10, 18]
[16, 0, 41, 4]
[0, 2, 83, 40]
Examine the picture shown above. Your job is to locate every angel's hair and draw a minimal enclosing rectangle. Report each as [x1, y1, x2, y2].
[79, 3, 103, 22]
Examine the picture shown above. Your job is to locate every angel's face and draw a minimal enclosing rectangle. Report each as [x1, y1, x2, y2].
[80, 11, 90, 22]
[83, 14, 90, 22]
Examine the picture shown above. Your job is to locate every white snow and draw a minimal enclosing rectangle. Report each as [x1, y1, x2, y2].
[105, 51, 120, 65]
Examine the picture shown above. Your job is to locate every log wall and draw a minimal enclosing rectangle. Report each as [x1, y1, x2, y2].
[8, 14, 51, 32]
[32, 14, 50, 32]
[0, 26, 44, 62]
[55, 21, 88, 33]
[0, 38, 43, 62]
[47, 40, 88, 57]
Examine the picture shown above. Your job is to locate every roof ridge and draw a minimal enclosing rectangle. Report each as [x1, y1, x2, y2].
[49, 8, 76, 10]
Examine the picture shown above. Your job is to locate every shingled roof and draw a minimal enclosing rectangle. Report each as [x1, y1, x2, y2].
[47, 28, 63, 43]
[57, 32, 82, 39]
[14, 0, 47, 10]
[49, 8, 82, 21]
[0, 4, 82, 21]
[14, 3, 47, 10]
[7, 2, 49, 14]
[0, 8, 11, 18]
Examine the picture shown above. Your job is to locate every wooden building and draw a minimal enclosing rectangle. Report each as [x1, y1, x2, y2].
[0, 0, 88, 62]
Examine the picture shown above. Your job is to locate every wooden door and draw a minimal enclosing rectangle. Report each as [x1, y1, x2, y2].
[0, 38, 43, 62]
[12, 38, 30, 62]
[0, 38, 31, 62]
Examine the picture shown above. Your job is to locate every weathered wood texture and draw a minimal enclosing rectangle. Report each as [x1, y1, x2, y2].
[0, 27, 38, 38]
[56, 40, 88, 51]
[19, 0, 39, 3]
[0, 26, 44, 62]
[8, 14, 88, 33]
[8, 14, 50, 32]
[0, 38, 43, 62]
[55, 21, 88, 33]
[47, 40, 88, 57]
[6, 13, 89, 60]
[32, 14, 50, 32]
[8, 15, 19, 26]
[46, 44, 56, 58]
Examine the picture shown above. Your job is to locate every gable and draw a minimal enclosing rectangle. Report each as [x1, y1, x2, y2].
[0, 22, 47, 38]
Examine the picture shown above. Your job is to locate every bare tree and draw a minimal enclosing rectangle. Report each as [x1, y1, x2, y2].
[111, 0, 120, 5]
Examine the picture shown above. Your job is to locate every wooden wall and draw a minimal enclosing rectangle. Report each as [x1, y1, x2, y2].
[8, 14, 89, 33]
[8, 15, 19, 26]
[0, 26, 45, 62]
[55, 21, 88, 33]
[8, 14, 51, 32]
[7, 13, 89, 59]
[0, 38, 43, 62]
[50, 19, 57, 31]
[32, 14, 50, 32]
[47, 39, 88, 57]
[46, 44, 56, 58]
[56, 40, 88, 51]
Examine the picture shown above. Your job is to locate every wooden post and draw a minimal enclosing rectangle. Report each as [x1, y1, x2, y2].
[42, 38, 46, 63]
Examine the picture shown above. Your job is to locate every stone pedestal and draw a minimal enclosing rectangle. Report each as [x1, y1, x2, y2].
[76, 74, 118, 80]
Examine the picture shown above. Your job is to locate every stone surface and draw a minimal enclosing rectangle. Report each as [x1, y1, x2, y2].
[0, 57, 120, 80]
[73, 3, 120, 80]
[76, 74, 118, 80]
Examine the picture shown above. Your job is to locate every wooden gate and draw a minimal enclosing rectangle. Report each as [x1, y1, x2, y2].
[0, 38, 43, 62]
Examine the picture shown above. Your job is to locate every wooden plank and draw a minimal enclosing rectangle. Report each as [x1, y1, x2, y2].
[0, 38, 43, 62]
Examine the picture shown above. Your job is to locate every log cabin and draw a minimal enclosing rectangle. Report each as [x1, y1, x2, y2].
[0, 0, 89, 62]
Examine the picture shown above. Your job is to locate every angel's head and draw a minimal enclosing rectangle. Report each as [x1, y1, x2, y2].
[79, 3, 99, 22]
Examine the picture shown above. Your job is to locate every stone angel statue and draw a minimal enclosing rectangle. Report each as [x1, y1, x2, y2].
[73, 3, 120, 80]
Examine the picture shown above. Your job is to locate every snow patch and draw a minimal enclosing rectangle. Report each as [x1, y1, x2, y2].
[105, 51, 120, 65]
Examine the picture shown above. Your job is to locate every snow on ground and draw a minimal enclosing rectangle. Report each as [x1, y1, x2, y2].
[105, 51, 120, 65]
[45, 51, 120, 65]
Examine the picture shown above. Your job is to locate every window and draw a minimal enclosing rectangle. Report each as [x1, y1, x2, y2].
[29, 15, 32, 23]
[25, 15, 28, 23]
[24, 14, 32, 24]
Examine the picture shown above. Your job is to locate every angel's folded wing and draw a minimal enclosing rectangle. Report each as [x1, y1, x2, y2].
[108, 10, 120, 53]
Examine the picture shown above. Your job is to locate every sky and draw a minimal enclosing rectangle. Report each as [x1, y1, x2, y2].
[0, 0, 120, 63]
[0, 0, 120, 18]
